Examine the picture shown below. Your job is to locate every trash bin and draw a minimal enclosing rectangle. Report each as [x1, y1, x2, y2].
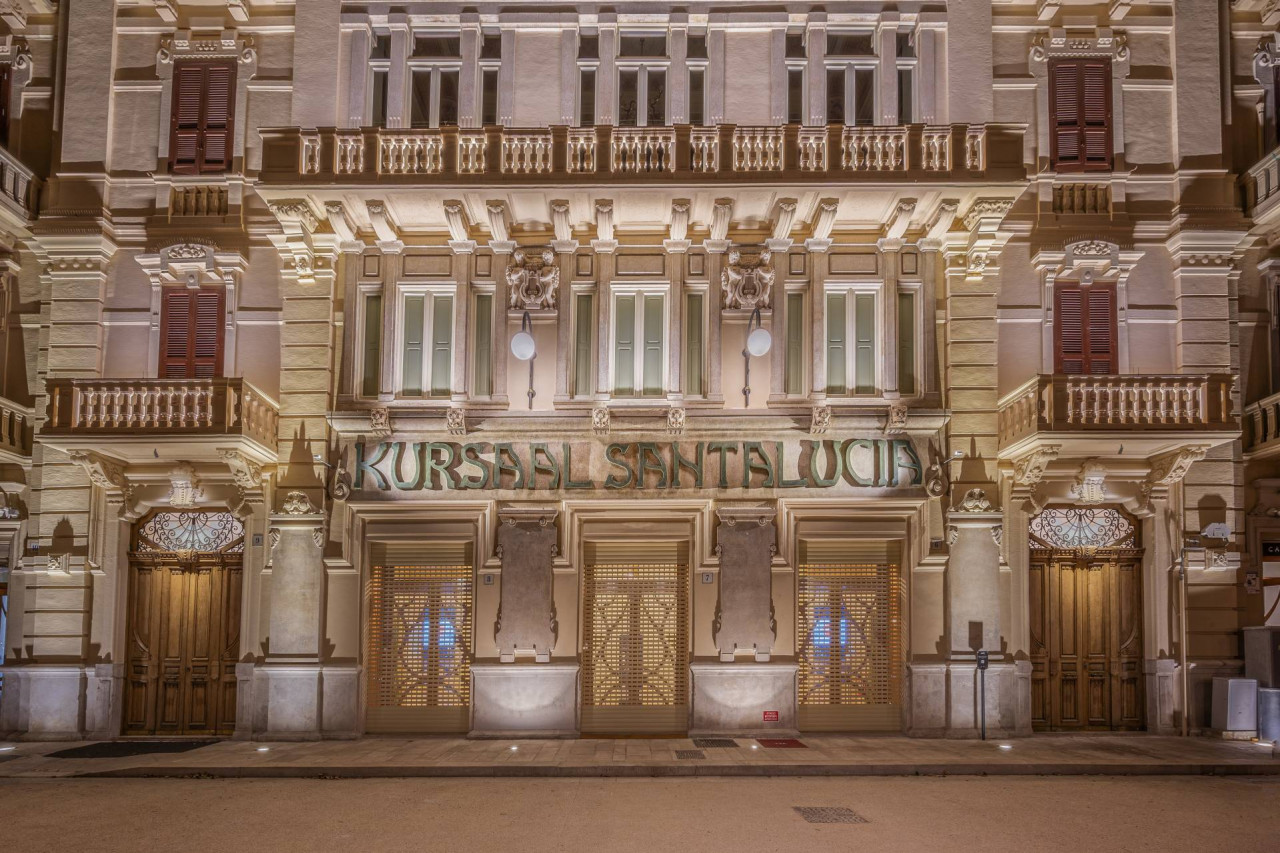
[1260, 688, 1280, 744]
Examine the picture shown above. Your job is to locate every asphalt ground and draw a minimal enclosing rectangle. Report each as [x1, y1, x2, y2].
[2, 775, 1278, 852]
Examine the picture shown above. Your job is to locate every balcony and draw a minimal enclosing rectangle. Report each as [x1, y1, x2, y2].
[259, 123, 1027, 187]
[40, 378, 280, 465]
[0, 144, 37, 228]
[1244, 146, 1280, 225]
[0, 395, 33, 465]
[997, 374, 1238, 459]
[1244, 389, 1280, 459]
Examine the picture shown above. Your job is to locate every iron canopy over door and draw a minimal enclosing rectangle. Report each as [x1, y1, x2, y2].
[1028, 506, 1145, 731]
[581, 541, 690, 734]
[125, 511, 245, 736]
[796, 539, 905, 732]
[366, 541, 474, 734]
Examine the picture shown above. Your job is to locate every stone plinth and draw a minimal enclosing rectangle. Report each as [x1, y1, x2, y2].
[690, 662, 798, 737]
[469, 662, 580, 737]
[495, 505, 559, 662]
[713, 505, 777, 662]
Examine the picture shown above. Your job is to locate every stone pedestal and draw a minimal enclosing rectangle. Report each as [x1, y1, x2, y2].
[1244, 626, 1280, 688]
[86, 662, 124, 740]
[906, 660, 1030, 738]
[470, 663, 580, 737]
[713, 505, 777, 661]
[690, 662, 798, 736]
[3, 665, 86, 739]
[262, 492, 326, 740]
[495, 505, 559, 662]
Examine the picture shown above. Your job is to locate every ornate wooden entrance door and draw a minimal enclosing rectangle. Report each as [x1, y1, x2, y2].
[125, 511, 245, 736]
[1028, 507, 1144, 731]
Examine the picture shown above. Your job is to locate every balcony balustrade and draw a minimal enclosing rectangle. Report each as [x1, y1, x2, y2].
[0, 395, 32, 462]
[997, 373, 1237, 456]
[1245, 389, 1280, 458]
[44, 378, 280, 454]
[261, 122, 1025, 186]
[1245, 146, 1280, 223]
[0, 144, 37, 223]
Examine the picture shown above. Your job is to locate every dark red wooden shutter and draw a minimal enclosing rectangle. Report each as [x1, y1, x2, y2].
[1085, 285, 1116, 373]
[1049, 59, 1112, 172]
[1055, 286, 1085, 373]
[159, 288, 225, 378]
[1055, 282, 1116, 374]
[169, 61, 236, 175]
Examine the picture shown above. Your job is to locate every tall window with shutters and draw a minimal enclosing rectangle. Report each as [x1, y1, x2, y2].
[160, 288, 225, 379]
[170, 61, 236, 175]
[1054, 281, 1117, 374]
[1049, 59, 1112, 172]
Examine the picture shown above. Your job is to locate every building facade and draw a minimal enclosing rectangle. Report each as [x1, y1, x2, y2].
[0, 0, 1277, 740]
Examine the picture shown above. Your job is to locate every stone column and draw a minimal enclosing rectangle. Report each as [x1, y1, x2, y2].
[879, 237, 901, 399]
[945, 0, 993, 126]
[877, 16, 900, 125]
[691, 505, 798, 737]
[378, 250, 402, 403]
[471, 505, 578, 737]
[458, 17, 480, 127]
[262, 492, 327, 739]
[809, 243, 829, 399]
[917, 241, 943, 397]
[345, 26, 371, 127]
[385, 22, 410, 129]
[669, 21, 689, 124]
[806, 20, 827, 125]
[596, 21, 617, 126]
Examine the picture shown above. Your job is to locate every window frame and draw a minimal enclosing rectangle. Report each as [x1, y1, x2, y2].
[406, 31, 463, 128]
[683, 285, 709, 397]
[896, 281, 923, 397]
[617, 33, 670, 128]
[1053, 278, 1118, 375]
[168, 59, 237, 175]
[824, 280, 882, 397]
[470, 285, 495, 398]
[571, 285, 596, 398]
[824, 31, 877, 126]
[783, 287, 808, 397]
[355, 284, 383, 399]
[609, 283, 669, 398]
[158, 284, 227, 379]
[393, 282, 457, 399]
[1048, 57, 1114, 173]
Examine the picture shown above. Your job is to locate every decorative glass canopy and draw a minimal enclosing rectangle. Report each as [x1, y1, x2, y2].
[1029, 507, 1135, 551]
[136, 511, 245, 554]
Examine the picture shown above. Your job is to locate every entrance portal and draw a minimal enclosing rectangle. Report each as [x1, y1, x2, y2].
[125, 511, 244, 736]
[581, 541, 689, 734]
[796, 540, 904, 732]
[366, 542, 473, 734]
[1029, 507, 1144, 731]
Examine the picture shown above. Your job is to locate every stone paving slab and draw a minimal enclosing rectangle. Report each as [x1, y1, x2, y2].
[0, 735, 1277, 779]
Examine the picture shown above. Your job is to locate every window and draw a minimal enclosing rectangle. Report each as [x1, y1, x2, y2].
[574, 293, 595, 396]
[169, 61, 235, 174]
[578, 35, 598, 126]
[398, 291, 454, 397]
[687, 35, 708, 60]
[787, 68, 805, 124]
[825, 289, 876, 395]
[0, 63, 11, 147]
[361, 292, 382, 397]
[415, 36, 461, 57]
[371, 70, 389, 126]
[1049, 59, 1112, 171]
[472, 292, 493, 396]
[618, 34, 668, 127]
[1054, 280, 1116, 374]
[898, 291, 917, 395]
[785, 292, 805, 395]
[685, 292, 705, 396]
[160, 287, 225, 379]
[613, 291, 665, 396]
[897, 68, 914, 124]
[689, 68, 706, 125]
[479, 33, 501, 126]
[826, 65, 875, 125]
[410, 68, 459, 128]
[826, 33, 875, 57]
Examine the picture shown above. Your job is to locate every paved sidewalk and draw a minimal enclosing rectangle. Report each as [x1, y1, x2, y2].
[1, 734, 1278, 778]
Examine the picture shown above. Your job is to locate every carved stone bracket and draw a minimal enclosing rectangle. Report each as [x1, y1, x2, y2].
[591, 406, 610, 436]
[218, 449, 264, 513]
[884, 401, 908, 435]
[281, 491, 318, 516]
[666, 407, 686, 435]
[1147, 446, 1208, 488]
[1069, 458, 1108, 505]
[958, 488, 994, 513]
[1029, 27, 1130, 65]
[505, 247, 560, 311]
[810, 404, 832, 436]
[962, 198, 1015, 232]
[446, 407, 467, 436]
[68, 451, 138, 518]
[369, 407, 391, 438]
[166, 462, 204, 509]
[1012, 445, 1060, 487]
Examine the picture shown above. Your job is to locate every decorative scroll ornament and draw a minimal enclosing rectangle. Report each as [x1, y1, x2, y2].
[1147, 446, 1207, 487]
[505, 247, 560, 311]
[1069, 458, 1108, 505]
[218, 449, 263, 494]
[810, 404, 832, 436]
[959, 488, 993, 512]
[721, 248, 775, 310]
[591, 406, 611, 436]
[137, 511, 246, 553]
[446, 407, 467, 436]
[1029, 507, 1135, 551]
[282, 491, 318, 515]
[667, 407, 686, 435]
[331, 469, 352, 501]
[925, 463, 947, 498]
[166, 463, 204, 509]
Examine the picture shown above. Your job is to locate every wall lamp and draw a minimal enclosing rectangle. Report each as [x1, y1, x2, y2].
[741, 306, 772, 408]
[511, 310, 537, 409]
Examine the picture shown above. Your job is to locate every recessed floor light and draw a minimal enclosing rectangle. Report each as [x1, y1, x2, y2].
[0, 746, 15, 752]
[255, 747, 270, 752]
[998, 744, 1013, 750]
[510, 745, 518, 751]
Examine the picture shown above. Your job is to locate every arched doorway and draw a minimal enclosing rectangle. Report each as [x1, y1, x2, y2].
[1028, 506, 1144, 731]
[124, 510, 244, 736]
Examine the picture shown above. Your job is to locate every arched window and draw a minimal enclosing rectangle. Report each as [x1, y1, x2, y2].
[1029, 507, 1135, 550]
[135, 511, 244, 554]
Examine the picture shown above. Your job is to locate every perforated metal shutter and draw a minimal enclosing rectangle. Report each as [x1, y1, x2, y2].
[797, 539, 904, 732]
[581, 541, 689, 734]
[367, 541, 473, 734]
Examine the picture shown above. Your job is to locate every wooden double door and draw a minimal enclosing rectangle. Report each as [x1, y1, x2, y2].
[1029, 548, 1144, 731]
[125, 554, 242, 736]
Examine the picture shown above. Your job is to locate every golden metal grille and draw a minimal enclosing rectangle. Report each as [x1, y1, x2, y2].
[797, 563, 903, 707]
[582, 561, 689, 707]
[367, 563, 472, 709]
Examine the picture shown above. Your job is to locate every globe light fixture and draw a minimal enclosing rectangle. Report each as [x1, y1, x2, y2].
[511, 310, 537, 409]
[741, 306, 773, 407]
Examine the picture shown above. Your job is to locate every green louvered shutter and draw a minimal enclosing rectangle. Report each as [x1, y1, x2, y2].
[642, 295, 664, 396]
[854, 293, 875, 395]
[897, 291, 915, 396]
[402, 295, 425, 396]
[685, 292, 703, 397]
[614, 295, 636, 395]
[430, 295, 453, 397]
[361, 293, 382, 397]
[472, 293, 492, 397]
[785, 291, 804, 395]
[574, 293, 594, 396]
[825, 292, 846, 395]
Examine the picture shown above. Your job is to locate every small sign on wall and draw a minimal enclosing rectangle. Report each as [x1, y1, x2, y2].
[762, 711, 779, 722]
[1263, 541, 1280, 558]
